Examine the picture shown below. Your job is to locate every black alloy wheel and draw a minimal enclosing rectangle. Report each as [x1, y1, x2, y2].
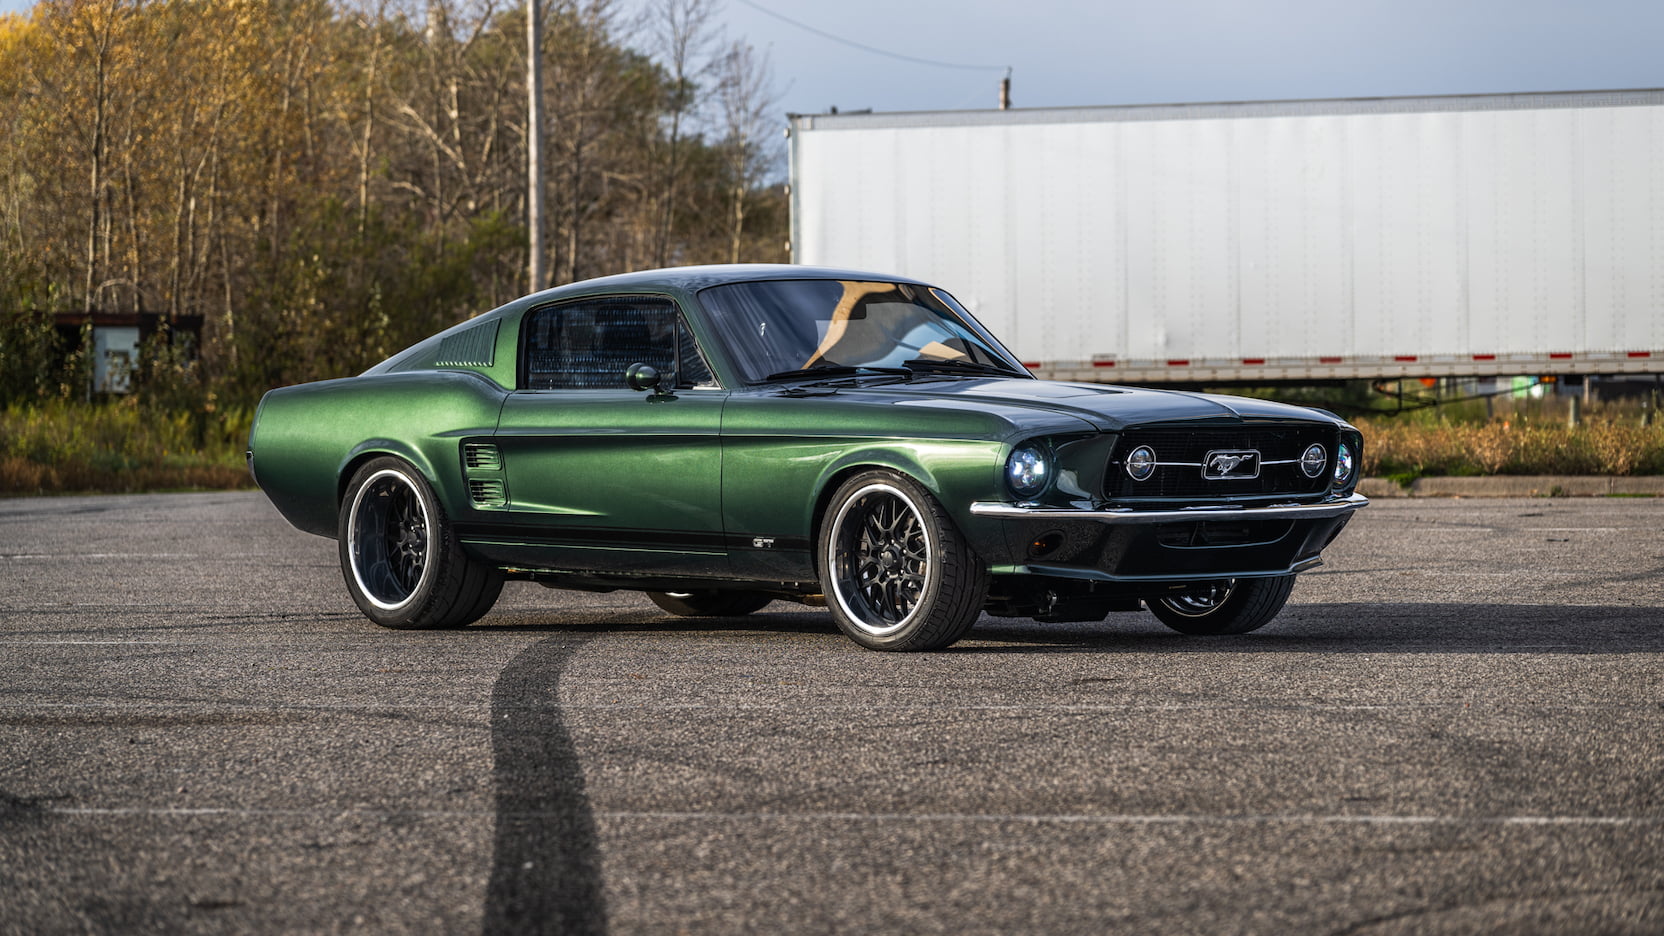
[1147, 575, 1296, 635]
[339, 456, 503, 629]
[819, 469, 987, 651]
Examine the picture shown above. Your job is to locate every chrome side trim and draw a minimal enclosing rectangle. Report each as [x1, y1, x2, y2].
[969, 492, 1369, 524]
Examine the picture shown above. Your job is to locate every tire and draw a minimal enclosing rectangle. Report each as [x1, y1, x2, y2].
[338, 456, 503, 629]
[647, 590, 774, 617]
[1147, 575, 1296, 635]
[818, 469, 988, 651]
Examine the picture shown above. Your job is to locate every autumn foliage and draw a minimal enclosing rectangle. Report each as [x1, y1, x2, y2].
[0, 0, 785, 405]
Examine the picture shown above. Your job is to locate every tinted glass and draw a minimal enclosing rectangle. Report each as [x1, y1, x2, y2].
[522, 296, 713, 390]
[696, 279, 1023, 382]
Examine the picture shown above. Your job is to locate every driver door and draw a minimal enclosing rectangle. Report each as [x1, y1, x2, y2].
[492, 295, 728, 576]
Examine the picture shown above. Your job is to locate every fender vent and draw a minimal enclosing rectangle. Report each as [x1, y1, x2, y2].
[468, 479, 506, 508]
[463, 443, 502, 470]
[437, 320, 499, 367]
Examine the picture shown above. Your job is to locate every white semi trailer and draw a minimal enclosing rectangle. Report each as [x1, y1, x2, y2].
[787, 90, 1664, 383]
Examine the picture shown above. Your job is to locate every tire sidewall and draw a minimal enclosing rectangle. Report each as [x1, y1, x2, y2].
[339, 457, 444, 628]
[1150, 575, 1294, 635]
[819, 470, 950, 650]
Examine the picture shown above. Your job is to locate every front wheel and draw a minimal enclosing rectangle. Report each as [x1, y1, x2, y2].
[1147, 575, 1296, 635]
[818, 470, 988, 651]
[338, 456, 503, 629]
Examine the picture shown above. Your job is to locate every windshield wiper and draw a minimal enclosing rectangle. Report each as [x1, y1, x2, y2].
[901, 358, 1024, 377]
[759, 364, 913, 383]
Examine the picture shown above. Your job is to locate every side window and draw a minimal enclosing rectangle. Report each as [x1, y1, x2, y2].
[521, 296, 715, 390]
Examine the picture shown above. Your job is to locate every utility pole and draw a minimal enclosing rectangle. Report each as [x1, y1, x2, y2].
[999, 67, 1011, 110]
[526, 0, 545, 291]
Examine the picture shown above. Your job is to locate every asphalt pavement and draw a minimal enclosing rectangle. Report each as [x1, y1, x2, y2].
[2, 492, 1661, 934]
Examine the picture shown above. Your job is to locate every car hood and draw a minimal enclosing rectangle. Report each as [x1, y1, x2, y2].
[878, 378, 1347, 432]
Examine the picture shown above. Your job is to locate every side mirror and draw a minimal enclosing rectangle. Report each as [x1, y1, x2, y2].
[625, 362, 662, 393]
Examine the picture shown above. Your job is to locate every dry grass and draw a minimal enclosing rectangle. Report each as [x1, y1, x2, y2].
[1, 400, 254, 496]
[1357, 417, 1664, 481]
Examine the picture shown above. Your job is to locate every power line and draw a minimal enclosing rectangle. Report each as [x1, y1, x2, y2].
[733, 0, 1007, 72]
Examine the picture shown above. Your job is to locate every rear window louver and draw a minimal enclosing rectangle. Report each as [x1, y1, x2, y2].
[436, 320, 499, 367]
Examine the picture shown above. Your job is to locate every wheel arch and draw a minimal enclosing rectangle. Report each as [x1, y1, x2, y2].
[336, 441, 441, 513]
[806, 449, 948, 575]
[805, 440, 1012, 577]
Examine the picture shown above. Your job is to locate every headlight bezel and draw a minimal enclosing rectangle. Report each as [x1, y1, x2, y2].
[1005, 442, 1052, 500]
[1333, 440, 1356, 485]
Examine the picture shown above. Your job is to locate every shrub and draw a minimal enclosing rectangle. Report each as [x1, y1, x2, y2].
[0, 399, 252, 495]
[1357, 417, 1664, 478]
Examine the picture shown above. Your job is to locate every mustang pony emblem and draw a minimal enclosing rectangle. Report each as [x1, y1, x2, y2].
[1210, 453, 1246, 473]
[1203, 450, 1260, 480]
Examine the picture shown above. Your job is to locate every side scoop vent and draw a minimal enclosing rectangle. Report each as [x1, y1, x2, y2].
[468, 479, 506, 508]
[463, 443, 502, 471]
[436, 320, 499, 368]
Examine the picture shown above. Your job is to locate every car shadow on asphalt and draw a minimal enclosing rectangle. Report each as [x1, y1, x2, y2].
[957, 602, 1664, 655]
[471, 606, 844, 638]
[473, 601, 1664, 655]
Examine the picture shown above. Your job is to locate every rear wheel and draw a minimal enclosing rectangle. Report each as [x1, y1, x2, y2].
[818, 469, 987, 651]
[1147, 575, 1295, 635]
[339, 456, 503, 629]
[647, 590, 774, 617]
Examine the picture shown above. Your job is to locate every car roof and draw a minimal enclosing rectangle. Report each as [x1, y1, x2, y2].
[523, 264, 935, 299]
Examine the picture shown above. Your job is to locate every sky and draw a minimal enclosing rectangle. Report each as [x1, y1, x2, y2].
[4, 0, 1658, 118]
[706, 0, 1663, 117]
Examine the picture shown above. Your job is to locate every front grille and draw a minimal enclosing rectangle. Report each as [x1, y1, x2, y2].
[1106, 423, 1336, 500]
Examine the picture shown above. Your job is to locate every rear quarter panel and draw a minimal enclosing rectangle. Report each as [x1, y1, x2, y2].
[250, 372, 508, 537]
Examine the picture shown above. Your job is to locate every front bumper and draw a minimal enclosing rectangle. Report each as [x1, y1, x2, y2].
[969, 492, 1368, 583]
[970, 492, 1369, 524]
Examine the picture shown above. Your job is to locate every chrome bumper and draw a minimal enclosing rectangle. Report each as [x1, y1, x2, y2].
[968, 492, 1369, 524]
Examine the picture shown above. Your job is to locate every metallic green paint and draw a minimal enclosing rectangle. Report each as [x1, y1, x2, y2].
[491, 387, 727, 576]
[251, 371, 505, 537]
[249, 264, 1366, 615]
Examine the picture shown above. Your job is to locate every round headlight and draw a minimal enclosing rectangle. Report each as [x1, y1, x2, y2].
[1126, 445, 1156, 481]
[1006, 445, 1050, 499]
[1334, 441, 1355, 484]
[1300, 443, 1327, 479]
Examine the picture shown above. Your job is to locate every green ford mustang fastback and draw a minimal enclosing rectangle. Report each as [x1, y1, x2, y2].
[249, 264, 1366, 650]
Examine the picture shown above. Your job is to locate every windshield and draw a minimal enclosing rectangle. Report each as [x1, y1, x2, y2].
[696, 279, 1028, 383]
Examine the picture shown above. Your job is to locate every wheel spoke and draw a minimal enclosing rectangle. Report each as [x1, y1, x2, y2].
[828, 483, 941, 637]
[865, 510, 886, 541]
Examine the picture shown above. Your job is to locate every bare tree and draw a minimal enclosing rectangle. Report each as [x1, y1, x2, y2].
[645, 0, 715, 267]
[713, 37, 778, 263]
